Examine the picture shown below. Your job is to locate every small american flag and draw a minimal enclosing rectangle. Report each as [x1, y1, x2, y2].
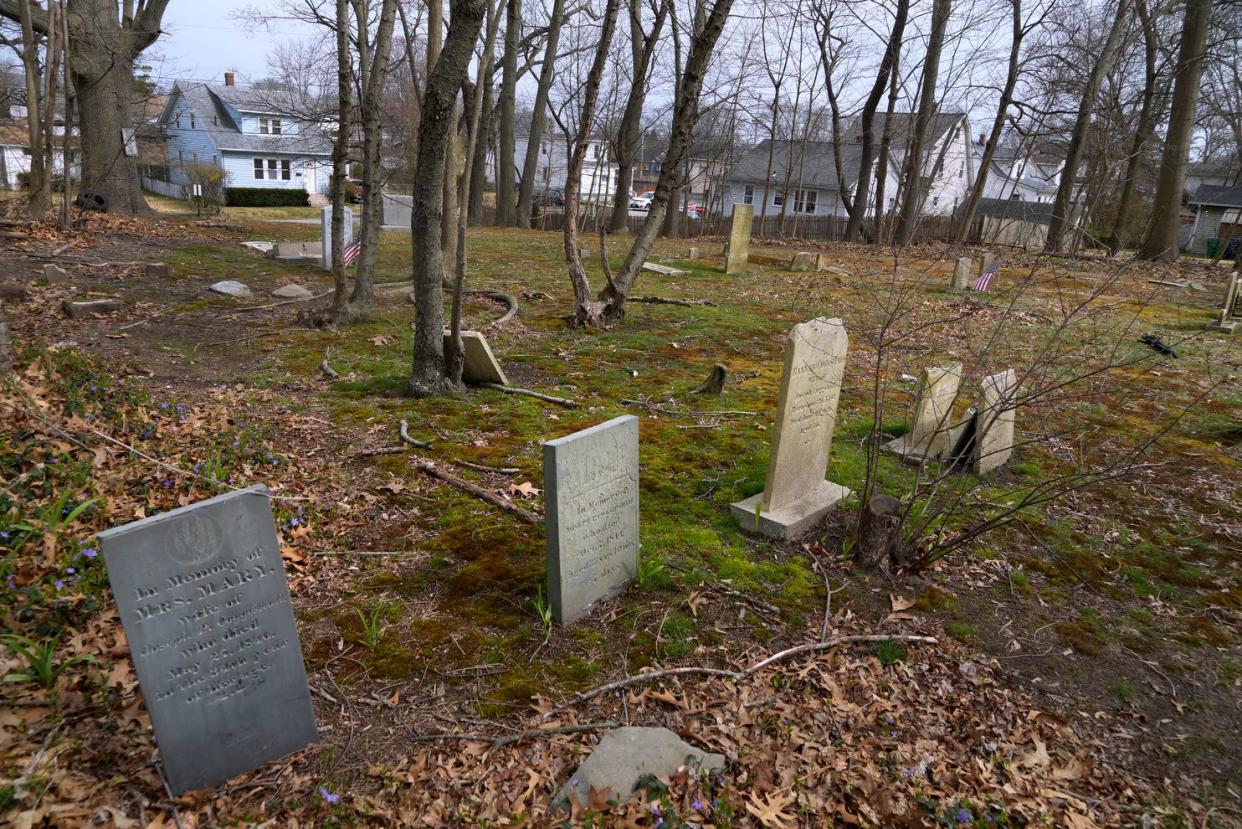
[342, 239, 362, 267]
[972, 263, 999, 292]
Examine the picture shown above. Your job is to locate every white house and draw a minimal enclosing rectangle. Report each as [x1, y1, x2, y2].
[493, 131, 616, 201]
[977, 139, 1063, 203]
[0, 119, 80, 190]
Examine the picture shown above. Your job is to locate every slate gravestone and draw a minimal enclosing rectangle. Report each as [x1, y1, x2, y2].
[98, 486, 317, 794]
[319, 205, 355, 271]
[724, 204, 753, 274]
[1207, 271, 1240, 334]
[544, 416, 639, 624]
[952, 257, 972, 290]
[441, 329, 509, 385]
[973, 369, 1017, 474]
[731, 318, 851, 539]
[789, 252, 815, 271]
[883, 364, 962, 463]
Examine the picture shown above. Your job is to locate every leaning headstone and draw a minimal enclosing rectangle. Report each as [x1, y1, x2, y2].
[973, 369, 1017, 474]
[319, 205, 355, 271]
[979, 251, 995, 277]
[271, 284, 314, 300]
[543, 415, 639, 624]
[44, 264, 69, 283]
[952, 257, 972, 290]
[724, 203, 753, 274]
[556, 727, 726, 811]
[1206, 271, 1240, 334]
[441, 329, 509, 385]
[98, 486, 317, 794]
[731, 318, 851, 539]
[789, 251, 816, 272]
[209, 280, 253, 300]
[883, 364, 962, 463]
[815, 255, 851, 277]
[62, 298, 122, 318]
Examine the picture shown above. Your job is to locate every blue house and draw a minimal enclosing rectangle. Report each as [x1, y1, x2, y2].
[160, 73, 332, 196]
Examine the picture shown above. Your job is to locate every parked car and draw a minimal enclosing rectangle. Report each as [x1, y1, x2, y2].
[535, 187, 565, 207]
[345, 177, 364, 203]
[629, 193, 653, 211]
[686, 202, 705, 219]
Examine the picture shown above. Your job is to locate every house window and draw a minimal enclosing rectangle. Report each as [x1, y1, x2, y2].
[253, 157, 292, 180]
[178, 150, 183, 165]
[592, 143, 602, 159]
[175, 115, 181, 128]
[190, 114, 196, 129]
[259, 117, 283, 135]
[794, 189, 817, 214]
[773, 191, 784, 207]
[743, 184, 754, 205]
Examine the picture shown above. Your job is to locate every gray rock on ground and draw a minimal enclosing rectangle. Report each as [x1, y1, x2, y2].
[271, 283, 315, 300]
[556, 726, 726, 810]
[209, 280, 253, 299]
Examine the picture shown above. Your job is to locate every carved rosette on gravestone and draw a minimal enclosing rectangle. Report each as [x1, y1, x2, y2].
[952, 257, 972, 290]
[883, 364, 962, 463]
[971, 369, 1018, 474]
[98, 486, 317, 794]
[731, 318, 851, 540]
[724, 204, 753, 275]
[543, 416, 640, 624]
[1206, 271, 1240, 334]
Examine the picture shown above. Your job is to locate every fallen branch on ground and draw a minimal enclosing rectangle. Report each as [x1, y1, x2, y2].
[202, 328, 309, 347]
[312, 550, 424, 557]
[412, 458, 541, 524]
[632, 295, 717, 308]
[452, 459, 520, 474]
[409, 721, 619, 749]
[237, 290, 333, 313]
[355, 446, 404, 458]
[399, 419, 433, 449]
[468, 289, 519, 324]
[319, 359, 339, 380]
[479, 382, 578, 408]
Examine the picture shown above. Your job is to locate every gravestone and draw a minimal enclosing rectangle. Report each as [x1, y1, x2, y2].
[641, 261, 686, 276]
[882, 364, 962, 463]
[274, 241, 321, 263]
[380, 193, 413, 228]
[973, 369, 1017, 474]
[789, 252, 815, 271]
[441, 329, 509, 385]
[1207, 271, 1240, 334]
[979, 251, 995, 277]
[544, 416, 639, 624]
[319, 205, 355, 271]
[62, 298, 122, 318]
[98, 486, 317, 794]
[209, 280, 252, 299]
[815, 255, 850, 277]
[952, 257, 972, 290]
[688, 246, 700, 259]
[44, 264, 69, 283]
[731, 318, 851, 539]
[724, 204, 753, 274]
[271, 284, 314, 300]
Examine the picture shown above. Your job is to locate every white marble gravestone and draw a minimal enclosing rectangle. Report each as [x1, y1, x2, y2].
[883, 364, 962, 463]
[1207, 271, 1240, 333]
[953, 257, 972, 290]
[731, 318, 851, 539]
[319, 205, 355, 271]
[724, 204, 753, 275]
[441, 329, 509, 385]
[543, 416, 640, 624]
[98, 486, 317, 794]
[973, 369, 1018, 474]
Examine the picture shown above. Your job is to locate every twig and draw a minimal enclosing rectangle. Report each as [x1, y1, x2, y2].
[479, 382, 578, 408]
[236, 290, 332, 312]
[556, 667, 741, 711]
[709, 583, 781, 616]
[319, 359, 339, 379]
[737, 635, 938, 678]
[399, 419, 433, 449]
[355, 446, 405, 458]
[632, 295, 717, 307]
[201, 327, 308, 347]
[409, 721, 618, 749]
[413, 458, 541, 524]
[312, 550, 424, 557]
[452, 459, 520, 474]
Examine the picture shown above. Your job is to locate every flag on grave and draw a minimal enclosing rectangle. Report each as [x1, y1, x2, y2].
[972, 263, 999, 292]
[342, 239, 362, 267]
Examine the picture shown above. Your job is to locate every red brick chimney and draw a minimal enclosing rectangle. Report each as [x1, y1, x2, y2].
[224, 71, 236, 87]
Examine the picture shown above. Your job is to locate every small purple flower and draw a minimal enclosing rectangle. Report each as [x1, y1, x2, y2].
[66, 567, 75, 575]
[54, 580, 65, 589]
[955, 807, 972, 824]
[89, 383, 98, 392]
[319, 786, 340, 804]
[650, 804, 662, 818]
[904, 768, 917, 779]
[160, 402, 169, 411]
[290, 517, 301, 527]
[82, 548, 97, 558]
[0, 531, 9, 539]
[693, 798, 705, 812]
[162, 479, 174, 488]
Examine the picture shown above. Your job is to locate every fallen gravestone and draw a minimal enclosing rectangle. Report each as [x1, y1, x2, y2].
[556, 727, 726, 811]
[98, 486, 317, 794]
[731, 317, 851, 539]
[271, 284, 315, 300]
[815, 255, 851, 277]
[242, 241, 275, 255]
[883, 364, 961, 463]
[63, 298, 122, 319]
[1207, 271, 1240, 334]
[641, 261, 686, 276]
[273, 241, 321, 263]
[441, 329, 509, 385]
[44, 264, 69, 283]
[544, 415, 639, 624]
[210, 280, 253, 299]
[789, 252, 816, 272]
[952, 257, 972, 290]
[724, 204, 753, 275]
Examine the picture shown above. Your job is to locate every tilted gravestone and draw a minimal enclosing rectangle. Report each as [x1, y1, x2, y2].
[441, 329, 509, 385]
[724, 204, 753, 275]
[789, 252, 816, 272]
[952, 257, 972, 290]
[98, 486, 317, 794]
[319, 205, 355, 271]
[1207, 271, 1240, 334]
[979, 251, 995, 278]
[731, 318, 851, 539]
[543, 416, 640, 624]
[953, 369, 1018, 474]
[883, 364, 962, 463]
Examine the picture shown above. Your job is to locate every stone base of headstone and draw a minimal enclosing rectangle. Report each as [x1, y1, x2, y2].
[881, 434, 943, 465]
[730, 480, 851, 541]
[1206, 318, 1238, 333]
[63, 298, 122, 318]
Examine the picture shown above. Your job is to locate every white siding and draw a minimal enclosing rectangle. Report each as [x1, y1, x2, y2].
[221, 151, 325, 192]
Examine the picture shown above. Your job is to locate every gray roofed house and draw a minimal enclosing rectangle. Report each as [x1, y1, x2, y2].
[1185, 185, 1242, 256]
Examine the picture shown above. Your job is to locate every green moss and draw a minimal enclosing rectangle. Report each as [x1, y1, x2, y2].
[1055, 620, 1104, 657]
[913, 586, 958, 613]
[944, 621, 979, 641]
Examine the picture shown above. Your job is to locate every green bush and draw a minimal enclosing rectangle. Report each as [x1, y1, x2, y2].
[223, 187, 310, 207]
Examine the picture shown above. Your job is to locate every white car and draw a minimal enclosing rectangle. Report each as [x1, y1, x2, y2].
[629, 194, 653, 211]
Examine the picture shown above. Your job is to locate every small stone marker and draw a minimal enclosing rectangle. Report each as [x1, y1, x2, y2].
[319, 205, 355, 270]
[544, 415, 639, 624]
[556, 727, 726, 811]
[731, 318, 851, 539]
[973, 369, 1017, 474]
[62, 298, 122, 318]
[724, 203, 753, 274]
[209, 280, 253, 299]
[242, 241, 275, 255]
[1207, 271, 1240, 334]
[952, 257, 972, 290]
[441, 329, 508, 385]
[641, 261, 686, 276]
[815, 255, 850, 277]
[789, 251, 815, 271]
[979, 251, 995, 277]
[271, 284, 314, 300]
[883, 364, 962, 463]
[273, 241, 321, 262]
[44, 264, 69, 283]
[688, 246, 700, 259]
[146, 262, 173, 280]
[98, 486, 317, 794]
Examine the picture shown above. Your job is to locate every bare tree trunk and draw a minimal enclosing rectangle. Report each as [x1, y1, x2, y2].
[662, 3, 686, 241]
[608, 0, 668, 232]
[467, 69, 493, 224]
[329, 0, 353, 319]
[1138, 0, 1212, 261]
[494, 0, 520, 226]
[1045, 0, 1133, 252]
[872, 40, 900, 244]
[410, 0, 486, 397]
[516, 0, 567, 227]
[17, 0, 52, 217]
[1107, 0, 1158, 255]
[893, 0, 950, 247]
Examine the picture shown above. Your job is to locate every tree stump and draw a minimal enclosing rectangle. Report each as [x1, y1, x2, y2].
[692, 363, 728, 395]
[854, 494, 905, 570]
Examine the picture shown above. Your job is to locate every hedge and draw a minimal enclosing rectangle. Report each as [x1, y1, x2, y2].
[223, 187, 310, 207]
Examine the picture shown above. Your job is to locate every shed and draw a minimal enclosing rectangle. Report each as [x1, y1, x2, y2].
[1186, 185, 1242, 257]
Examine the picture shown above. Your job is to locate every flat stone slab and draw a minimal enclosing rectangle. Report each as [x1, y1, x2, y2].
[731, 480, 851, 540]
[210, 280, 253, 299]
[273, 241, 322, 262]
[442, 329, 508, 385]
[557, 727, 725, 810]
[63, 298, 122, 319]
[97, 486, 317, 794]
[242, 241, 275, 254]
[271, 284, 314, 300]
[641, 262, 686, 276]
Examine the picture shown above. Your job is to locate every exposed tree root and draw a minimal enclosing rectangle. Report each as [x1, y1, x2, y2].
[480, 382, 578, 408]
[632, 295, 717, 307]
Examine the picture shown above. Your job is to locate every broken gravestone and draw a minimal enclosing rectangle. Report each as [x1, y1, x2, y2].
[815, 255, 851, 277]
[882, 364, 962, 464]
[946, 370, 1018, 474]
[441, 329, 508, 385]
[556, 727, 726, 811]
[210, 280, 253, 300]
[62, 298, 122, 319]
[731, 318, 851, 539]
[789, 252, 816, 271]
[724, 204, 753, 275]
[44, 264, 69, 283]
[1207, 271, 1240, 334]
[952, 257, 972, 290]
[271, 284, 314, 300]
[641, 261, 686, 277]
